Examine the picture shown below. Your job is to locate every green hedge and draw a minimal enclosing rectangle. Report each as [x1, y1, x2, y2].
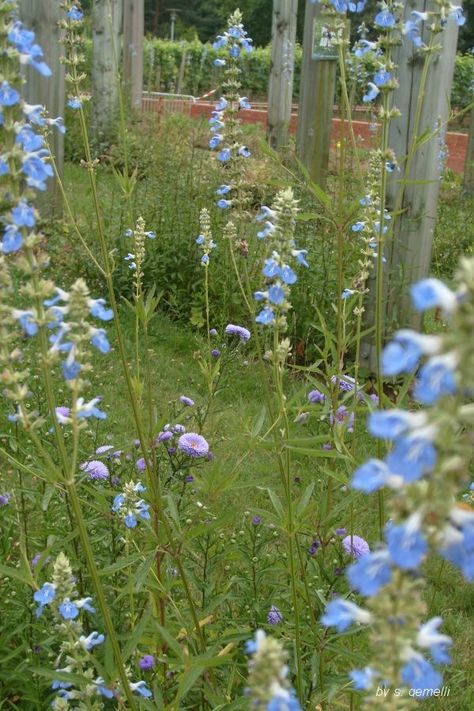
[83, 37, 474, 108]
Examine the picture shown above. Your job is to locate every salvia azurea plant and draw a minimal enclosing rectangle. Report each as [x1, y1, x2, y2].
[1, 0, 473, 709]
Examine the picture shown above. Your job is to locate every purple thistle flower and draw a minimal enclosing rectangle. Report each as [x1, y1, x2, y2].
[225, 323, 251, 342]
[252, 515, 261, 525]
[342, 534, 370, 559]
[80, 460, 110, 480]
[0, 493, 10, 506]
[139, 654, 156, 671]
[136, 458, 146, 472]
[180, 396, 195, 407]
[211, 348, 221, 358]
[177, 433, 209, 458]
[267, 605, 283, 624]
[308, 389, 325, 404]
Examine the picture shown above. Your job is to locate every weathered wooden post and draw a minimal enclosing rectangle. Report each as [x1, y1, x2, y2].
[19, 0, 65, 216]
[385, 4, 460, 331]
[360, 3, 461, 370]
[267, 0, 298, 150]
[296, 0, 337, 188]
[92, 0, 122, 149]
[463, 103, 474, 194]
[123, 0, 144, 110]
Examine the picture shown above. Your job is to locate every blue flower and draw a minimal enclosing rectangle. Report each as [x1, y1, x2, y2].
[11, 200, 35, 228]
[414, 356, 457, 405]
[385, 435, 436, 482]
[213, 36, 227, 50]
[21, 153, 54, 191]
[268, 284, 286, 305]
[239, 96, 251, 109]
[2, 225, 22, 253]
[77, 397, 107, 420]
[213, 58, 226, 67]
[33, 582, 56, 616]
[403, 17, 424, 48]
[349, 667, 377, 690]
[321, 598, 371, 632]
[257, 221, 276, 239]
[368, 410, 426, 440]
[217, 148, 231, 162]
[449, 6, 465, 26]
[255, 307, 275, 325]
[263, 258, 280, 278]
[401, 653, 442, 694]
[217, 198, 231, 209]
[363, 82, 380, 102]
[238, 145, 251, 158]
[0, 81, 20, 106]
[68, 97, 82, 109]
[79, 631, 105, 651]
[280, 264, 297, 285]
[0, 158, 9, 175]
[256, 206, 276, 222]
[381, 332, 428, 376]
[16, 125, 44, 151]
[58, 598, 79, 620]
[23, 103, 46, 126]
[386, 515, 427, 569]
[62, 359, 81, 380]
[209, 134, 223, 149]
[374, 9, 396, 28]
[125, 513, 138, 528]
[410, 278, 458, 313]
[130, 680, 152, 698]
[67, 6, 83, 21]
[14, 310, 38, 336]
[373, 69, 392, 87]
[351, 459, 391, 493]
[229, 44, 240, 58]
[347, 550, 392, 596]
[292, 249, 308, 267]
[216, 184, 231, 195]
[91, 329, 111, 354]
[89, 298, 113, 321]
[417, 617, 452, 665]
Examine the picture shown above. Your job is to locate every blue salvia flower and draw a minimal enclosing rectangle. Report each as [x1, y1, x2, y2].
[254, 189, 306, 330]
[112, 481, 150, 528]
[322, 261, 473, 700]
[245, 630, 302, 709]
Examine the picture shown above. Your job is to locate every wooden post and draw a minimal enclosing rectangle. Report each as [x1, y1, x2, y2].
[19, 0, 65, 217]
[92, 0, 122, 149]
[123, 0, 144, 110]
[267, 0, 298, 150]
[463, 103, 474, 194]
[360, 3, 461, 370]
[296, 1, 337, 188]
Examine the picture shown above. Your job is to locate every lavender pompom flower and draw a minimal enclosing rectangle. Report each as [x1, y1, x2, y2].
[139, 654, 156, 671]
[308, 389, 325, 404]
[225, 323, 251, 342]
[178, 433, 209, 458]
[0, 492, 11, 506]
[80, 460, 110, 480]
[342, 534, 370, 559]
[180, 395, 195, 407]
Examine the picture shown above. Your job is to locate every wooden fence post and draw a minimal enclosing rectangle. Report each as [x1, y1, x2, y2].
[296, 0, 337, 188]
[19, 0, 65, 217]
[463, 103, 474, 194]
[267, 0, 298, 150]
[360, 2, 461, 370]
[92, 0, 122, 149]
[123, 0, 144, 110]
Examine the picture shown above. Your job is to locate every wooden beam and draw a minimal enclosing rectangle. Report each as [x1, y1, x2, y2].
[123, 0, 144, 110]
[92, 0, 122, 149]
[360, 2, 461, 370]
[296, 1, 337, 188]
[19, 0, 65, 217]
[267, 0, 298, 150]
